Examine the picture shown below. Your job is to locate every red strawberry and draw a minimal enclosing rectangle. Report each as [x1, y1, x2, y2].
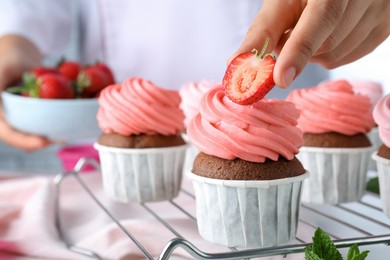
[223, 38, 276, 105]
[58, 61, 81, 81]
[22, 67, 60, 90]
[30, 67, 59, 77]
[77, 62, 115, 97]
[32, 74, 75, 99]
[93, 62, 115, 84]
[77, 67, 110, 98]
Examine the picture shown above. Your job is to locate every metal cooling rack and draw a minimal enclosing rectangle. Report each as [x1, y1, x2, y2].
[53, 158, 390, 259]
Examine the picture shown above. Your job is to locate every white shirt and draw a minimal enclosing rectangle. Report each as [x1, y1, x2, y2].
[0, 0, 328, 97]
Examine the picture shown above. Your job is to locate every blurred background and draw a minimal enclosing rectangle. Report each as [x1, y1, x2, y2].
[0, 2, 389, 175]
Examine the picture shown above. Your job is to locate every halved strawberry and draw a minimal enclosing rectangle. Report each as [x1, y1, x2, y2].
[223, 38, 276, 105]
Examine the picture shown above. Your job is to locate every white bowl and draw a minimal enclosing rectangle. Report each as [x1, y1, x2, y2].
[1, 91, 100, 142]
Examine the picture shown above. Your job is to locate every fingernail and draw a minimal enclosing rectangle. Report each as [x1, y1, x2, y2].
[281, 67, 296, 88]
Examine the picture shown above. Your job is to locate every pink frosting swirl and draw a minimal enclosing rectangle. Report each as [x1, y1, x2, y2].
[286, 80, 375, 135]
[187, 86, 303, 163]
[348, 79, 383, 109]
[373, 94, 390, 147]
[97, 77, 184, 135]
[179, 80, 217, 127]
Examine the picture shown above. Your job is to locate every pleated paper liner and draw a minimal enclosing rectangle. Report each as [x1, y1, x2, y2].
[367, 127, 381, 171]
[298, 146, 374, 204]
[372, 152, 390, 218]
[94, 143, 187, 203]
[187, 171, 309, 248]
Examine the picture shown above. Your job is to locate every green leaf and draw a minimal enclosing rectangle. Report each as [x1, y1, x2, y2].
[305, 247, 323, 260]
[348, 247, 369, 260]
[347, 244, 360, 259]
[366, 177, 380, 194]
[312, 228, 343, 260]
[356, 250, 369, 260]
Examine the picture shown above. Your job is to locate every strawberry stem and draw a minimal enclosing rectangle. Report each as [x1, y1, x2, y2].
[251, 37, 270, 59]
[259, 37, 269, 58]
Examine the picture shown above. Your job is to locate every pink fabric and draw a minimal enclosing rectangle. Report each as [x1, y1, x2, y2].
[179, 80, 217, 127]
[286, 80, 375, 135]
[187, 86, 303, 162]
[0, 173, 228, 259]
[97, 77, 184, 136]
[373, 94, 390, 147]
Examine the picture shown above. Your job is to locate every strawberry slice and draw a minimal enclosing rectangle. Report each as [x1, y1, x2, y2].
[223, 38, 276, 105]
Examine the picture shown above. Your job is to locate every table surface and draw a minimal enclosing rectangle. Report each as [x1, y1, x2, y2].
[0, 161, 389, 260]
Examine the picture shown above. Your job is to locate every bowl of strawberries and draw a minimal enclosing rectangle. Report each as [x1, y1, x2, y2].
[1, 60, 115, 142]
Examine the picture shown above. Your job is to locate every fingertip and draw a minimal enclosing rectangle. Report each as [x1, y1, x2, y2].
[274, 62, 296, 89]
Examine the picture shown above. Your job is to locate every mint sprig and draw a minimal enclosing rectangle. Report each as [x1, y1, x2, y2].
[305, 228, 369, 260]
[347, 244, 369, 260]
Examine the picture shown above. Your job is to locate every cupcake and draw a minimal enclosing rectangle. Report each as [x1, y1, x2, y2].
[186, 86, 309, 248]
[179, 80, 217, 174]
[372, 94, 390, 217]
[179, 80, 217, 127]
[287, 80, 375, 204]
[348, 79, 384, 171]
[94, 77, 187, 203]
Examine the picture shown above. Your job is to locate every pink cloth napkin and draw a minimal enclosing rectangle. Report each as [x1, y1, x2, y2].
[0, 173, 223, 259]
[0, 173, 303, 260]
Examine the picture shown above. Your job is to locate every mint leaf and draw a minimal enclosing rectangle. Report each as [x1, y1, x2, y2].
[311, 228, 343, 260]
[305, 228, 369, 260]
[347, 244, 360, 259]
[347, 245, 369, 260]
[305, 247, 323, 260]
[366, 177, 380, 194]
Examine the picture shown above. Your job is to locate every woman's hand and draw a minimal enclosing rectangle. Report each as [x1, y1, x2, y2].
[229, 0, 390, 88]
[0, 35, 51, 151]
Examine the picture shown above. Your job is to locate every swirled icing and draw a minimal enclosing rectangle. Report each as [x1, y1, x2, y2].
[187, 86, 303, 163]
[179, 80, 217, 127]
[286, 80, 375, 135]
[97, 77, 184, 135]
[348, 79, 383, 109]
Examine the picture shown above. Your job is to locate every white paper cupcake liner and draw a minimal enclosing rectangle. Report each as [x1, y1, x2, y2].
[94, 143, 187, 203]
[297, 146, 374, 204]
[187, 171, 309, 248]
[372, 153, 390, 218]
[183, 142, 199, 174]
[367, 128, 381, 171]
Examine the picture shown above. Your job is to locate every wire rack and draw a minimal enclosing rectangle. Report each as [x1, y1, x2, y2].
[53, 158, 390, 259]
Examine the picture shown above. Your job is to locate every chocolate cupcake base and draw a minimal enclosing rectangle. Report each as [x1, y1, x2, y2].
[303, 132, 371, 148]
[192, 152, 305, 180]
[98, 132, 185, 148]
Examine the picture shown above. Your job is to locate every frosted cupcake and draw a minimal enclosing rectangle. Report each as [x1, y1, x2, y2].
[179, 80, 217, 127]
[348, 79, 384, 171]
[372, 94, 390, 217]
[187, 86, 309, 248]
[287, 80, 375, 204]
[179, 80, 217, 174]
[94, 77, 187, 203]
